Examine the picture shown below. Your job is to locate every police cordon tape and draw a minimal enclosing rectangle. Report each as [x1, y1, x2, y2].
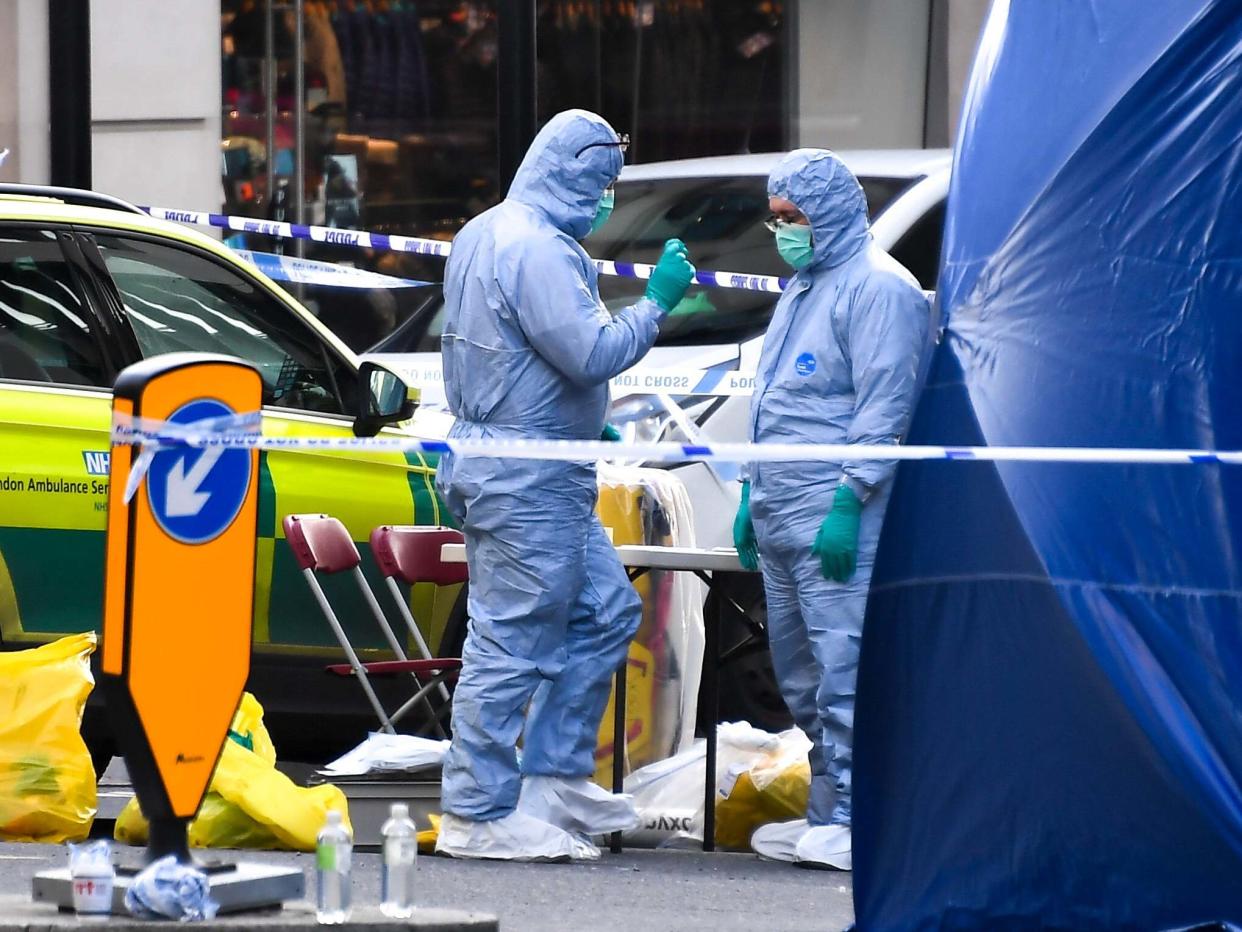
[111, 410, 1242, 493]
[142, 206, 791, 294]
[234, 249, 429, 290]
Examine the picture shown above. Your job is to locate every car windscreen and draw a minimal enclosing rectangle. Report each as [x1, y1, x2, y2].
[364, 173, 917, 353]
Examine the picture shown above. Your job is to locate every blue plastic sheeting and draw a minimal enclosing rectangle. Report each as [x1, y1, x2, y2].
[852, 1, 1242, 928]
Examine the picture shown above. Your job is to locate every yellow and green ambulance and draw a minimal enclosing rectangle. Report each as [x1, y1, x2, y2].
[0, 189, 457, 766]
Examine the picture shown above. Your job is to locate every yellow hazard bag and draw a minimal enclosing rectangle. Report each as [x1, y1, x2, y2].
[418, 813, 441, 855]
[0, 633, 98, 843]
[714, 727, 812, 851]
[115, 692, 349, 852]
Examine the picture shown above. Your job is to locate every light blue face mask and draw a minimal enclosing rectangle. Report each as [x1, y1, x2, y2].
[775, 221, 814, 270]
[589, 188, 615, 236]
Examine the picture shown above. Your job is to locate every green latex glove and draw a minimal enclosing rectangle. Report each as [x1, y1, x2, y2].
[645, 239, 697, 311]
[813, 483, 862, 582]
[733, 480, 759, 571]
[668, 289, 716, 319]
[600, 423, 622, 442]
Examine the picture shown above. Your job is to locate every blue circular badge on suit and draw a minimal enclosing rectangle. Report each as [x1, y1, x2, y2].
[146, 399, 252, 545]
[795, 352, 817, 376]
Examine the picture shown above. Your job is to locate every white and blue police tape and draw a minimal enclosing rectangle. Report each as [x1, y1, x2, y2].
[142, 206, 790, 294]
[234, 250, 429, 290]
[112, 411, 1242, 468]
[118, 410, 262, 505]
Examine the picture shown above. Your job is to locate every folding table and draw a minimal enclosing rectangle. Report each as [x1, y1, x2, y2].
[439, 541, 764, 853]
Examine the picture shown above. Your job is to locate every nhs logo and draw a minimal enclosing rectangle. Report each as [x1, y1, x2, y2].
[82, 451, 110, 476]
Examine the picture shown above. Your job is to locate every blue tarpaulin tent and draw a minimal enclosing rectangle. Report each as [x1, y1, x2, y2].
[852, 1, 1242, 928]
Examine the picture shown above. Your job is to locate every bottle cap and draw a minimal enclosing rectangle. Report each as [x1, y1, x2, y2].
[326, 809, 342, 825]
[391, 803, 409, 819]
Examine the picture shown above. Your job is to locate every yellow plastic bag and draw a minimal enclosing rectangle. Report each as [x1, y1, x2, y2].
[227, 692, 277, 765]
[0, 633, 98, 843]
[715, 760, 810, 850]
[115, 692, 349, 852]
[714, 727, 812, 851]
[418, 813, 441, 855]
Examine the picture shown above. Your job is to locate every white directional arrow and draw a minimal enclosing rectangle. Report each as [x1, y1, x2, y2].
[164, 447, 225, 518]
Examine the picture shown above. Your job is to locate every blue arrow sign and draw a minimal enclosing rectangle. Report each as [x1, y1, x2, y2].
[145, 399, 253, 545]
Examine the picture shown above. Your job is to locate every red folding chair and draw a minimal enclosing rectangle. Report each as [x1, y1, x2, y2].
[282, 513, 461, 735]
[369, 525, 467, 710]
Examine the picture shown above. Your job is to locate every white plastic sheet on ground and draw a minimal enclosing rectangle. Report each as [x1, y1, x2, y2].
[318, 733, 449, 778]
[622, 722, 811, 848]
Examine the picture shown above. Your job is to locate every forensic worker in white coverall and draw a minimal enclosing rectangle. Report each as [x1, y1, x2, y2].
[733, 149, 930, 870]
[434, 109, 697, 862]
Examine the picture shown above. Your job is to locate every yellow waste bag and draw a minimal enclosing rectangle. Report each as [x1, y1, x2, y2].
[0, 633, 98, 843]
[227, 692, 277, 766]
[418, 813, 441, 855]
[714, 760, 810, 851]
[712, 725, 812, 850]
[115, 790, 289, 851]
[115, 692, 349, 852]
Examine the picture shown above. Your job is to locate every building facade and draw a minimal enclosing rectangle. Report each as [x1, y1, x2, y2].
[2, 1, 989, 222]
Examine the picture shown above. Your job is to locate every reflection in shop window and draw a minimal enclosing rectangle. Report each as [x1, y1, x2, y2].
[219, 1, 789, 352]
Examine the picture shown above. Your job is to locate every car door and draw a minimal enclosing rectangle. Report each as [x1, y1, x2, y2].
[79, 229, 447, 669]
[0, 226, 124, 647]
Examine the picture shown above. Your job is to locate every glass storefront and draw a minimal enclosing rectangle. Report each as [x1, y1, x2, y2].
[217, 1, 790, 352]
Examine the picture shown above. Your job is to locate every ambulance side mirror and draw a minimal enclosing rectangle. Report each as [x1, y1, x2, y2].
[354, 361, 417, 437]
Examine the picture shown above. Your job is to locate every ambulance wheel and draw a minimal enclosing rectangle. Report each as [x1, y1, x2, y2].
[699, 573, 793, 734]
[440, 583, 469, 661]
[434, 584, 470, 737]
[82, 718, 116, 781]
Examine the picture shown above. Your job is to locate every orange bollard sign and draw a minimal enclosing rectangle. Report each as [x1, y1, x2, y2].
[100, 353, 261, 861]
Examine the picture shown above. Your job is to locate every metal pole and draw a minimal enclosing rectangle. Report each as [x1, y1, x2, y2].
[48, 0, 91, 188]
[593, 0, 603, 115]
[293, 0, 306, 260]
[610, 660, 628, 854]
[702, 580, 720, 853]
[629, 5, 643, 163]
[264, 0, 276, 221]
[497, 0, 538, 195]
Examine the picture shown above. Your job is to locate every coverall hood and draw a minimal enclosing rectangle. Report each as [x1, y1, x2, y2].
[508, 109, 624, 241]
[768, 149, 871, 271]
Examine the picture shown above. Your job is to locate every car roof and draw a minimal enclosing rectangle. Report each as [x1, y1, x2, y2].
[619, 148, 952, 183]
[0, 192, 363, 368]
[0, 194, 226, 250]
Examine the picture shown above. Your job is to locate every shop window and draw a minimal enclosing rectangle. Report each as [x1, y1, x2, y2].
[0, 231, 108, 387]
[95, 234, 357, 416]
[218, 1, 791, 352]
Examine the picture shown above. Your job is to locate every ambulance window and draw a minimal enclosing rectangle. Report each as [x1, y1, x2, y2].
[0, 230, 108, 386]
[94, 235, 357, 416]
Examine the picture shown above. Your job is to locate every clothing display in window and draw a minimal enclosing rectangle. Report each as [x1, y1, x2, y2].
[538, 1, 785, 162]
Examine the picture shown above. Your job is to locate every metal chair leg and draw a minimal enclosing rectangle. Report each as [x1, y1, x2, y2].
[303, 567, 394, 733]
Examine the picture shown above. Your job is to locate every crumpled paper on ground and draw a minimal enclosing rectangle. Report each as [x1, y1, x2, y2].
[124, 855, 218, 922]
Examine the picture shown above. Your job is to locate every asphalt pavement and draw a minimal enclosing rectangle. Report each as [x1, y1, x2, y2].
[0, 841, 854, 931]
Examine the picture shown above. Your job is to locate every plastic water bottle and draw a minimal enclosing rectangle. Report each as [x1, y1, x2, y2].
[315, 810, 352, 924]
[380, 803, 418, 918]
